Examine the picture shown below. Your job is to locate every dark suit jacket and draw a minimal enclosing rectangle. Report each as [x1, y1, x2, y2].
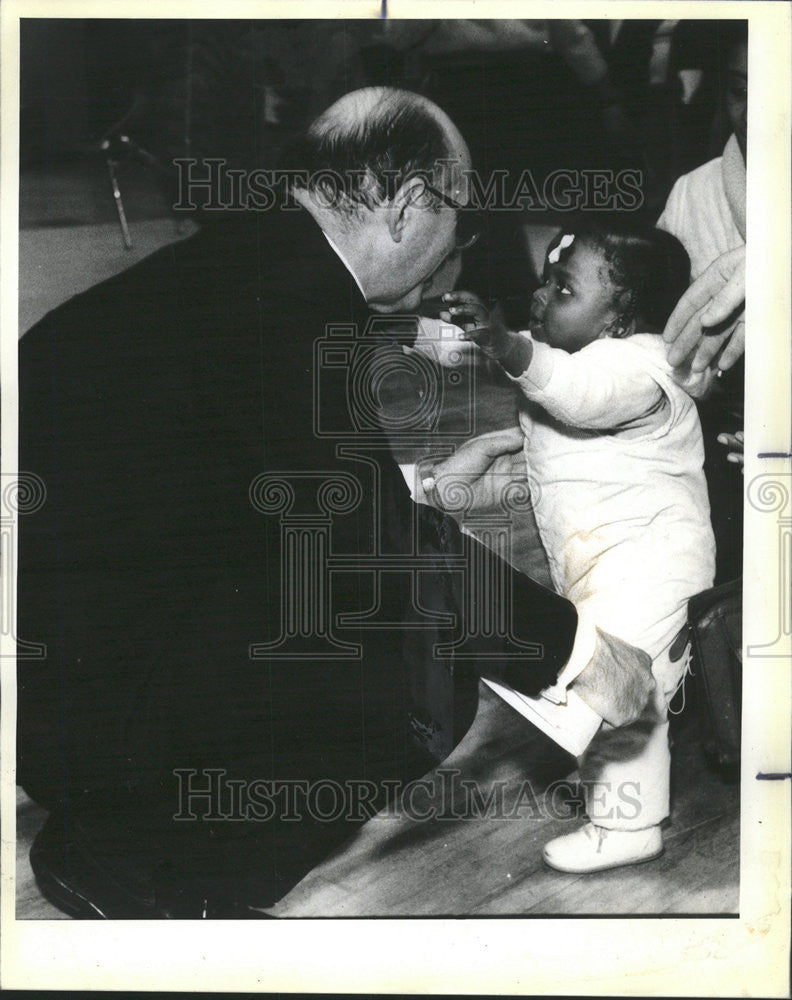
[18, 204, 575, 901]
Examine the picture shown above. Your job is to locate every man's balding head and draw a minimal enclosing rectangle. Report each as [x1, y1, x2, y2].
[286, 87, 470, 212]
[285, 88, 471, 312]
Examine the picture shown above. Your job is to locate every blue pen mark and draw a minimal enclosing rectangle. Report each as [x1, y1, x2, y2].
[756, 772, 792, 780]
[381, 0, 387, 18]
[757, 453, 792, 459]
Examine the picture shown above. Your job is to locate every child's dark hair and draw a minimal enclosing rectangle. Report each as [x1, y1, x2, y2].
[549, 216, 691, 333]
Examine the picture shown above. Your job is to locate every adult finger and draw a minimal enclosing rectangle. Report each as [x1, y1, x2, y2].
[690, 328, 733, 372]
[666, 304, 709, 367]
[716, 431, 745, 467]
[434, 428, 523, 482]
[664, 274, 721, 346]
[717, 432, 744, 450]
[433, 437, 497, 483]
[475, 426, 525, 456]
[713, 318, 745, 371]
[700, 252, 746, 327]
[690, 312, 744, 371]
[664, 246, 745, 348]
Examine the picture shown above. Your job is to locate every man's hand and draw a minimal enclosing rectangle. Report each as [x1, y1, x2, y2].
[717, 429, 744, 469]
[423, 427, 527, 512]
[663, 245, 745, 373]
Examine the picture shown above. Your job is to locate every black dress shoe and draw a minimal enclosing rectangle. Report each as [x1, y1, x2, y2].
[29, 787, 289, 919]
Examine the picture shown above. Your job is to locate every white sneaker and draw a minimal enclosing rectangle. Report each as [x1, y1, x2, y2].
[542, 822, 663, 874]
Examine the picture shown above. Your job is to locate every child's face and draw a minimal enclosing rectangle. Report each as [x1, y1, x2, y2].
[530, 241, 621, 352]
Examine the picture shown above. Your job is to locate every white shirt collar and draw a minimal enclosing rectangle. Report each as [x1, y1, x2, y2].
[323, 232, 366, 298]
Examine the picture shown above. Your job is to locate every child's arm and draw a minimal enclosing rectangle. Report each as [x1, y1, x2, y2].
[510, 337, 665, 430]
[441, 292, 663, 430]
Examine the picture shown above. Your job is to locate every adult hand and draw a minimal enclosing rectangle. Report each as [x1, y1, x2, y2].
[423, 427, 527, 512]
[717, 429, 744, 469]
[663, 245, 745, 373]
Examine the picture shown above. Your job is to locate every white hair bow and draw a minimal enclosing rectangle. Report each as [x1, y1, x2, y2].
[547, 233, 575, 264]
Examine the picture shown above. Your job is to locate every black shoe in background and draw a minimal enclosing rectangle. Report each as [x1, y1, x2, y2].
[29, 784, 353, 919]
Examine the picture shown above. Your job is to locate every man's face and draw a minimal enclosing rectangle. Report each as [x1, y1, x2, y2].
[382, 201, 460, 313]
[419, 250, 464, 304]
[368, 141, 473, 314]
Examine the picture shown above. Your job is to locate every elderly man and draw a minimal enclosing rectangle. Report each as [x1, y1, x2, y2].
[18, 88, 576, 917]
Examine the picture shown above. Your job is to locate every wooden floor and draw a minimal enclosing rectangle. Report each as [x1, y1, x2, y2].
[17, 683, 739, 920]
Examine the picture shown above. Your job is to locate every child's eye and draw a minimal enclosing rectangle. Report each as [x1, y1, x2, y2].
[542, 272, 571, 295]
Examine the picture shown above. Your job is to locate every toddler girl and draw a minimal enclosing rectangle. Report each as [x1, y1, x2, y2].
[440, 219, 715, 873]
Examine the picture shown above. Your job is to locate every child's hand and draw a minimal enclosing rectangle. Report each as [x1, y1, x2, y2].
[439, 290, 532, 375]
[440, 291, 509, 360]
[440, 291, 490, 337]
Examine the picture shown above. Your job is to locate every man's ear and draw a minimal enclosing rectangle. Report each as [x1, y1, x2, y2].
[386, 177, 427, 243]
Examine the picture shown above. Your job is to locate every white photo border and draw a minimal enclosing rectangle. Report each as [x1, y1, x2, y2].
[1, 1, 789, 994]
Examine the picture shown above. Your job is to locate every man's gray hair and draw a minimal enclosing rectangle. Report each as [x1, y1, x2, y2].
[281, 89, 454, 212]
